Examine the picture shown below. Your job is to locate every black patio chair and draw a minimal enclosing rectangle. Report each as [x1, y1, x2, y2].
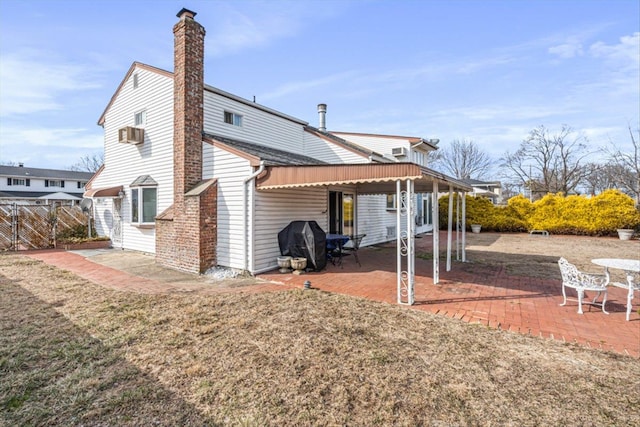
[343, 234, 366, 267]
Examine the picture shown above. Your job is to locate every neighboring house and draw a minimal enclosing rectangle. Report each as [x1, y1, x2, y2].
[86, 8, 471, 303]
[0, 164, 94, 206]
[462, 179, 503, 204]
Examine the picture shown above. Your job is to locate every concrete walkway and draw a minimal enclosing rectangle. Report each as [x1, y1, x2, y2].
[24, 242, 640, 358]
[26, 249, 292, 295]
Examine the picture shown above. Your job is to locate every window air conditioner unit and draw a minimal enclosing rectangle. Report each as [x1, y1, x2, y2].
[118, 126, 144, 145]
[391, 147, 407, 157]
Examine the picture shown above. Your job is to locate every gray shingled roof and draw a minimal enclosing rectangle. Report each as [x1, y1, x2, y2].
[304, 126, 386, 159]
[130, 175, 158, 186]
[462, 178, 501, 186]
[204, 133, 327, 166]
[0, 165, 95, 180]
[0, 190, 85, 198]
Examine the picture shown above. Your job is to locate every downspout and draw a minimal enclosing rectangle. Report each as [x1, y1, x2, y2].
[243, 161, 265, 272]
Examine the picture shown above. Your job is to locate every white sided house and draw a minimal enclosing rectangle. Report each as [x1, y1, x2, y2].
[86, 8, 471, 305]
[1, 164, 93, 206]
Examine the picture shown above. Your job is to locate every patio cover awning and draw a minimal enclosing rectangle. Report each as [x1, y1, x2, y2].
[256, 163, 472, 193]
[84, 185, 123, 198]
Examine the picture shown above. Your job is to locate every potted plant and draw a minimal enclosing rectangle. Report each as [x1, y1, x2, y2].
[471, 224, 482, 234]
[616, 228, 635, 240]
[290, 257, 307, 275]
[276, 256, 292, 273]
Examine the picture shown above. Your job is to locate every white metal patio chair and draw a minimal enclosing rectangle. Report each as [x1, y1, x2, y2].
[558, 257, 609, 314]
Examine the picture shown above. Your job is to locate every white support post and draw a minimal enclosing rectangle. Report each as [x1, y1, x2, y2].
[407, 179, 414, 305]
[461, 192, 467, 262]
[456, 191, 460, 261]
[432, 181, 440, 284]
[396, 180, 402, 304]
[397, 179, 414, 305]
[446, 185, 453, 271]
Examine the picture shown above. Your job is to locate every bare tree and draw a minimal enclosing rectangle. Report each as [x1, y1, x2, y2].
[69, 153, 104, 173]
[500, 125, 591, 198]
[426, 141, 443, 166]
[0, 160, 18, 166]
[607, 124, 640, 206]
[432, 138, 493, 180]
[501, 182, 521, 200]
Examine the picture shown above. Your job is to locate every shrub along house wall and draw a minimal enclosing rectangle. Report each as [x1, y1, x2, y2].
[439, 189, 640, 236]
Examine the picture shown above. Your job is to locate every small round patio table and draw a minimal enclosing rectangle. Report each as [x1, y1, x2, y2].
[592, 258, 640, 321]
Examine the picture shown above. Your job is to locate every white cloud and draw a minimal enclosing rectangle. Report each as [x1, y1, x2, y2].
[429, 104, 582, 123]
[260, 71, 359, 101]
[205, 1, 349, 57]
[0, 126, 103, 149]
[589, 32, 640, 68]
[0, 52, 100, 116]
[548, 42, 584, 58]
[0, 125, 103, 169]
[207, 9, 298, 56]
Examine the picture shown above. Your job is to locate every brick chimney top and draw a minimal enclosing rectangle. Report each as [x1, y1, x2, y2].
[176, 8, 197, 19]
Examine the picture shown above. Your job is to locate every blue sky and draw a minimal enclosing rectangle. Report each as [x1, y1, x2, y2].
[0, 0, 638, 175]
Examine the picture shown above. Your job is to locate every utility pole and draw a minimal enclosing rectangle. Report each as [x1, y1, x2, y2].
[529, 164, 532, 202]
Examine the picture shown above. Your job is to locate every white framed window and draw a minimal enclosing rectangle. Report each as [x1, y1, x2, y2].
[7, 178, 29, 186]
[224, 110, 243, 127]
[135, 110, 146, 126]
[133, 73, 139, 89]
[386, 194, 397, 210]
[77, 181, 87, 189]
[45, 179, 64, 188]
[131, 187, 157, 226]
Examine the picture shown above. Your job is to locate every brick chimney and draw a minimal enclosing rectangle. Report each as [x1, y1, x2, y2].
[173, 7, 205, 207]
[157, 9, 217, 274]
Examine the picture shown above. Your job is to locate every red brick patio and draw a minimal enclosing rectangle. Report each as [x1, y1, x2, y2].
[259, 234, 640, 358]
[23, 234, 639, 358]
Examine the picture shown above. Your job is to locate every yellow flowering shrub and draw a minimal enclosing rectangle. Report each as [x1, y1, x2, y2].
[437, 189, 639, 236]
[438, 195, 527, 232]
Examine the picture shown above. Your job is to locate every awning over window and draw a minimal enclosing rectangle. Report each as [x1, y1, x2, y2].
[256, 163, 472, 194]
[84, 185, 124, 198]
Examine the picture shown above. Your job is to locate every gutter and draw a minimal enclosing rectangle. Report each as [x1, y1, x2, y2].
[242, 161, 265, 272]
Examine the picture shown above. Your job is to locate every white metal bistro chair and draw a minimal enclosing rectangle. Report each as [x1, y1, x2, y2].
[558, 257, 609, 314]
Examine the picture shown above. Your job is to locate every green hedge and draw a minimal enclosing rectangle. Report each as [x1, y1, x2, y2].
[438, 189, 640, 236]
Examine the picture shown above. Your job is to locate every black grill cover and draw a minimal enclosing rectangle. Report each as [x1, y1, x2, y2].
[277, 221, 327, 271]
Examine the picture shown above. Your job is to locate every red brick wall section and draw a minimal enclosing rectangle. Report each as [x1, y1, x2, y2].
[197, 181, 217, 269]
[156, 180, 217, 274]
[156, 214, 177, 270]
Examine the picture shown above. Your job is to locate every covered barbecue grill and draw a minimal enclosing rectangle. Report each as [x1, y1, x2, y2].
[277, 221, 327, 271]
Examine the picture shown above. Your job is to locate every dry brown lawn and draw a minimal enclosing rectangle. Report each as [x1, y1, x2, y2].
[2, 250, 640, 426]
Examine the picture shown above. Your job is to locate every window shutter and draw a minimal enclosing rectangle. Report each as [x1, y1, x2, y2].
[26, 179, 30, 187]
[77, 181, 81, 189]
[61, 180, 65, 188]
[45, 180, 49, 187]
[7, 178, 11, 186]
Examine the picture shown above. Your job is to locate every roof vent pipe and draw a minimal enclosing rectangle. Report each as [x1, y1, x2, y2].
[317, 103, 327, 132]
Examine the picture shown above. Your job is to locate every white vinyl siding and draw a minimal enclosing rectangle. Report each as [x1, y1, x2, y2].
[210, 146, 253, 269]
[204, 90, 305, 156]
[253, 187, 327, 273]
[356, 194, 407, 246]
[90, 66, 173, 253]
[302, 131, 368, 164]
